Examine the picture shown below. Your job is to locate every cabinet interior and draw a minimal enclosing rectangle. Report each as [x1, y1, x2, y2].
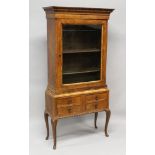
[62, 24, 102, 84]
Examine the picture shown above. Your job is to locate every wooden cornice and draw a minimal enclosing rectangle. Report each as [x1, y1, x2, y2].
[43, 6, 114, 15]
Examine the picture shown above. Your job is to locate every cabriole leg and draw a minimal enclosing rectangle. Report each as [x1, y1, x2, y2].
[51, 119, 57, 150]
[104, 109, 111, 137]
[44, 112, 49, 140]
[94, 112, 98, 129]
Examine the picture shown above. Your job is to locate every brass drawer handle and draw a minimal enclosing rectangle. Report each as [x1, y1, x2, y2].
[95, 96, 98, 100]
[67, 107, 72, 113]
[94, 101, 98, 109]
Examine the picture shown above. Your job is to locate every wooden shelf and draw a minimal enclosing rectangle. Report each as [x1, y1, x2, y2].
[63, 29, 98, 32]
[63, 48, 100, 54]
[63, 68, 100, 75]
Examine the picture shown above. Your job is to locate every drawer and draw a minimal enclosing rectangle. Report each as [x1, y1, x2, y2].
[57, 104, 81, 117]
[86, 100, 108, 111]
[85, 91, 108, 111]
[56, 96, 81, 107]
[56, 96, 82, 117]
[86, 92, 108, 103]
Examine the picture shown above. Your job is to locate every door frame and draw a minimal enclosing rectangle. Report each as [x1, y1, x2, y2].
[56, 19, 108, 92]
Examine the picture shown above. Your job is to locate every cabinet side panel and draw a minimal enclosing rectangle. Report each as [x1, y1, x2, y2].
[47, 19, 56, 89]
[102, 21, 108, 85]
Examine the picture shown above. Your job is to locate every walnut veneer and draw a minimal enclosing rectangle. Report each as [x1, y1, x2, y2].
[43, 6, 114, 149]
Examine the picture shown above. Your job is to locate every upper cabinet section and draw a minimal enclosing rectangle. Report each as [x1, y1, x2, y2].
[43, 6, 114, 20]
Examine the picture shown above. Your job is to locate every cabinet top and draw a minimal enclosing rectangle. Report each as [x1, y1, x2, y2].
[43, 6, 114, 14]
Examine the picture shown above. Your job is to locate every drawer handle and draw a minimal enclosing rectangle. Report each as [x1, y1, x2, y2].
[94, 101, 98, 109]
[95, 96, 98, 100]
[67, 107, 72, 113]
[95, 103, 98, 109]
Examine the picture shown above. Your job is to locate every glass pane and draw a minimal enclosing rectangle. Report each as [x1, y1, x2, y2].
[62, 24, 102, 84]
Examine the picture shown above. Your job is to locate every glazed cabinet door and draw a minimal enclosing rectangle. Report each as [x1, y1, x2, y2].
[56, 19, 108, 91]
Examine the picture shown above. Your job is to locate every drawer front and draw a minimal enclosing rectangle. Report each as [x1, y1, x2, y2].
[57, 96, 81, 107]
[85, 92, 108, 111]
[56, 96, 82, 117]
[57, 104, 81, 116]
[86, 92, 107, 102]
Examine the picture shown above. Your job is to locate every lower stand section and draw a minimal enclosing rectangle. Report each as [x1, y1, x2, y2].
[44, 109, 111, 150]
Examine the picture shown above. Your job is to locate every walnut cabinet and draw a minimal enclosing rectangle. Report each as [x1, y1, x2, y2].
[43, 6, 114, 149]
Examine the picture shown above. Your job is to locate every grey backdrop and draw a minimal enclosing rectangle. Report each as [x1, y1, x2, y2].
[30, 0, 126, 154]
